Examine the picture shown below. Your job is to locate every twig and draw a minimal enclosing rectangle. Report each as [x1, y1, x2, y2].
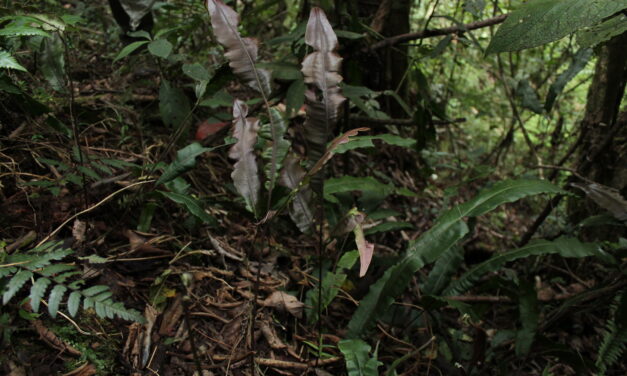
[36, 180, 153, 247]
[349, 116, 466, 128]
[369, 14, 507, 51]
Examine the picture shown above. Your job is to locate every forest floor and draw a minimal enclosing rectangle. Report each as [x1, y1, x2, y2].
[1, 17, 626, 376]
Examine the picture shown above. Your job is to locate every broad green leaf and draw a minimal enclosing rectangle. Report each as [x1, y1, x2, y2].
[148, 38, 173, 59]
[0, 50, 27, 71]
[516, 79, 543, 114]
[487, 0, 627, 53]
[545, 48, 592, 112]
[159, 79, 191, 128]
[39, 33, 65, 91]
[157, 143, 213, 186]
[182, 63, 212, 82]
[338, 339, 382, 376]
[443, 237, 602, 296]
[286, 77, 305, 117]
[3, 270, 33, 304]
[577, 13, 627, 48]
[48, 284, 67, 318]
[334, 134, 416, 153]
[364, 221, 413, 236]
[159, 191, 218, 226]
[515, 282, 539, 356]
[114, 40, 149, 62]
[325, 176, 394, 201]
[347, 179, 563, 337]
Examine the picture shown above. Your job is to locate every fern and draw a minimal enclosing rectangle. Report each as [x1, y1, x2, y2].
[0, 241, 145, 323]
[346, 179, 564, 337]
[442, 237, 602, 296]
[596, 290, 627, 375]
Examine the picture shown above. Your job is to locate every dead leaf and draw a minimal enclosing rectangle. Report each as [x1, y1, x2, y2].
[260, 291, 304, 318]
[72, 219, 86, 245]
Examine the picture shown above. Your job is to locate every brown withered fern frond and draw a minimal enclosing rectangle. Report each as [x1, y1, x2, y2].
[229, 99, 261, 216]
[206, 0, 271, 96]
[301, 7, 346, 176]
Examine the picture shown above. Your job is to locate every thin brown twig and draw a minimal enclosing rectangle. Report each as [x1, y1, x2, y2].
[369, 14, 507, 51]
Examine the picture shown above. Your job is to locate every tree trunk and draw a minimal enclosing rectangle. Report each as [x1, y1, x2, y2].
[570, 32, 627, 234]
[355, 0, 411, 117]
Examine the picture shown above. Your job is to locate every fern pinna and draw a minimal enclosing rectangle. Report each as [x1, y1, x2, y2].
[1, 241, 144, 322]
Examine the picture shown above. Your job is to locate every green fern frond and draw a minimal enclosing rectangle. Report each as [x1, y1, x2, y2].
[596, 290, 627, 375]
[0, 242, 145, 323]
[0, 25, 50, 38]
[2, 270, 33, 304]
[29, 278, 52, 312]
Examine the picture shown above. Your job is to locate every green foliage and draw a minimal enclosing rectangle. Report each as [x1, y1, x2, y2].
[157, 142, 215, 186]
[159, 79, 191, 128]
[0, 242, 144, 322]
[305, 250, 358, 324]
[515, 282, 539, 356]
[338, 339, 382, 376]
[347, 179, 563, 337]
[577, 13, 627, 48]
[443, 237, 602, 296]
[545, 48, 592, 112]
[0, 50, 27, 71]
[158, 190, 218, 226]
[596, 290, 627, 374]
[487, 0, 627, 53]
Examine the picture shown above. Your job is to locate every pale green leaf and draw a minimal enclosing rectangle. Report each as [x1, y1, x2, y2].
[48, 284, 67, 318]
[3, 270, 33, 304]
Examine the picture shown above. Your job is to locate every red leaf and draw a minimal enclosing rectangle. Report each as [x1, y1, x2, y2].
[195, 121, 228, 140]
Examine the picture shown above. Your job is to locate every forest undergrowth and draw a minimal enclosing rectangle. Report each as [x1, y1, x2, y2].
[1, 1, 626, 375]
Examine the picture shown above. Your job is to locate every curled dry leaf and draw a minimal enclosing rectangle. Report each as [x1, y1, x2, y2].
[260, 291, 304, 318]
[206, 0, 271, 95]
[353, 221, 375, 277]
[308, 127, 370, 177]
[229, 100, 261, 214]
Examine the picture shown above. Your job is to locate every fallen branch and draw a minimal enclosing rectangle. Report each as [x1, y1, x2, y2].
[369, 14, 507, 51]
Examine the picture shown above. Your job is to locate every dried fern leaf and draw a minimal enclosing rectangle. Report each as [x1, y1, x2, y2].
[206, 0, 271, 95]
[301, 8, 346, 173]
[229, 99, 261, 215]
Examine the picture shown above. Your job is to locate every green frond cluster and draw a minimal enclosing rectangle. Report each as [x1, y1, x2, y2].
[596, 291, 627, 375]
[1, 241, 144, 323]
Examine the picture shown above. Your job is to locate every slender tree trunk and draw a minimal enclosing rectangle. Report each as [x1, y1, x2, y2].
[570, 32, 627, 233]
[356, 0, 411, 117]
